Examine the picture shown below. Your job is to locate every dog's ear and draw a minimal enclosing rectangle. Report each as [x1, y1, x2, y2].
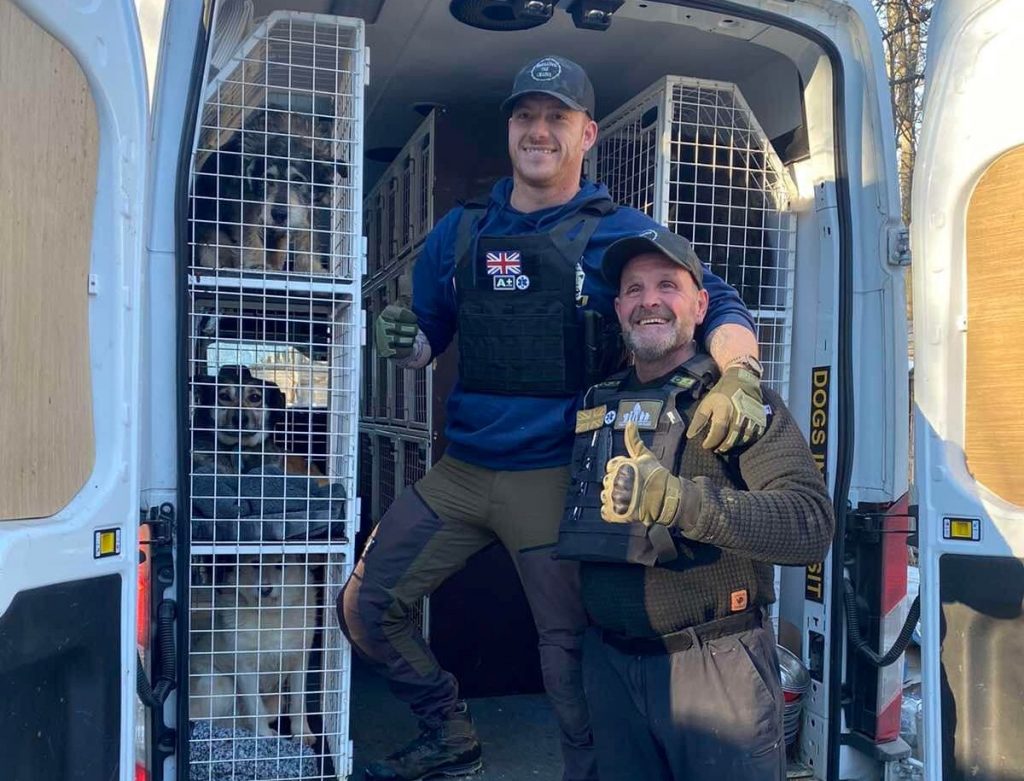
[193, 375, 217, 425]
[262, 378, 286, 434]
[263, 378, 286, 411]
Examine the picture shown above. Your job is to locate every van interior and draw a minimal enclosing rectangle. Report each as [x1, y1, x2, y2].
[183, 1, 837, 777]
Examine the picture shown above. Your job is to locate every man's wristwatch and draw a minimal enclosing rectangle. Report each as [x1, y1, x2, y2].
[726, 355, 764, 379]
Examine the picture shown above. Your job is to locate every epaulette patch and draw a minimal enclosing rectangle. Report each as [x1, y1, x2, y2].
[669, 375, 697, 390]
[575, 405, 608, 434]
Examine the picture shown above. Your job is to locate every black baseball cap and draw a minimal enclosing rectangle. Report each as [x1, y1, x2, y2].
[601, 227, 704, 289]
[501, 55, 596, 116]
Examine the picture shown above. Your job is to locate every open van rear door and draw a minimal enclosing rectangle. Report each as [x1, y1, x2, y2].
[912, 0, 1024, 778]
[0, 1, 148, 779]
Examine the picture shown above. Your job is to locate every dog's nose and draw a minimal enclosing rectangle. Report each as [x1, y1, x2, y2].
[271, 205, 289, 223]
[228, 411, 240, 429]
[261, 586, 274, 598]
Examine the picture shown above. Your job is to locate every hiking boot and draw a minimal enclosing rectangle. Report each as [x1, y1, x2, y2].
[364, 701, 483, 780]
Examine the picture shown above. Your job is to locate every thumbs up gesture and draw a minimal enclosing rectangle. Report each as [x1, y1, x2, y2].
[600, 422, 683, 527]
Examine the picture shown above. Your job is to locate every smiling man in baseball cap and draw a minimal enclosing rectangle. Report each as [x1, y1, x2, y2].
[556, 225, 833, 781]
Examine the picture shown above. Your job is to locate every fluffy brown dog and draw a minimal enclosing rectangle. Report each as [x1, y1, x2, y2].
[188, 555, 321, 744]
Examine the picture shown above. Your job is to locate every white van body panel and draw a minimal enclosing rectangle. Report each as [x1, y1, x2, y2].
[1, 0, 149, 777]
[913, 0, 1024, 778]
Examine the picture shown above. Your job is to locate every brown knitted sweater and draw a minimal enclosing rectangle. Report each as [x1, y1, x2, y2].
[581, 385, 835, 638]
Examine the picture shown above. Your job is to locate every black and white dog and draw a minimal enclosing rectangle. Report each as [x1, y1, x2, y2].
[192, 365, 286, 474]
[192, 109, 346, 273]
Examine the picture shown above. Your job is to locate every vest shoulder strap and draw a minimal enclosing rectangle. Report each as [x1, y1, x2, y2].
[668, 353, 720, 399]
[453, 198, 489, 270]
[587, 368, 631, 406]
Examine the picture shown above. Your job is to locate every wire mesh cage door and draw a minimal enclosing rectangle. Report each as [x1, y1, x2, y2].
[184, 10, 365, 781]
[594, 76, 797, 400]
[190, 11, 364, 281]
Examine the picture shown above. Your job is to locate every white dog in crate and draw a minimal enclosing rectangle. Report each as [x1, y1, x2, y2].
[189, 554, 320, 745]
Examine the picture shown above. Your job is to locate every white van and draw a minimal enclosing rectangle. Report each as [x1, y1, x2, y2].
[0, 1, 1019, 780]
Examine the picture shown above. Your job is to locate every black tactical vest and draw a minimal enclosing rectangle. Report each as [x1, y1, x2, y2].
[452, 199, 614, 396]
[557, 353, 720, 566]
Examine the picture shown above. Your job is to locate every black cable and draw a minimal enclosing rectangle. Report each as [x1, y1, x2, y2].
[137, 600, 178, 708]
[844, 579, 921, 667]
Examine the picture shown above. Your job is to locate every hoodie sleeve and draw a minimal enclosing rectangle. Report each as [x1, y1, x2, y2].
[411, 209, 461, 358]
[697, 265, 756, 337]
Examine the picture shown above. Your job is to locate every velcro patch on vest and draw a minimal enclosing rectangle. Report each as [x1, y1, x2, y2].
[614, 400, 663, 430]
[669, 375, 697, 390]
[575, 405, 607, 434]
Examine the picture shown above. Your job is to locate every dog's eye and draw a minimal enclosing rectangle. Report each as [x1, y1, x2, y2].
[218, 390, 232, 402]
[247, 392, 263, 404]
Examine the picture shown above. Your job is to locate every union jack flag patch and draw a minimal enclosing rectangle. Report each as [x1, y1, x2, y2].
[486, 251, 522, 276]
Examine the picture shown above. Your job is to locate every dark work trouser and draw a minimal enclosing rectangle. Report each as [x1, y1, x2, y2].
[582, 623, 786, 781]
[338, 455, 596, 781]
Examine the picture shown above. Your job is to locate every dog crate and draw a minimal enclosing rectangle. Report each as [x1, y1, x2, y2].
[184, 9, 365, 781]
[594, 76, 798, 399]
[190, 11, 363, 281]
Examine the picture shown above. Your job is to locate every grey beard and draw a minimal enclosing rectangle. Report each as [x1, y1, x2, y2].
[622, 324, 693, 363]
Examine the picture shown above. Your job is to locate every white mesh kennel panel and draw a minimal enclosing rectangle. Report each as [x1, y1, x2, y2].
[595, 77, 796, 399]
[187, 552, 353, 781]
[190, 12, 364, 280]
[185, 11, 363, 781]
[188, 290, 356, 547]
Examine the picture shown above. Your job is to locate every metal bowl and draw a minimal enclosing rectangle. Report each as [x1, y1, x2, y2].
[777, 645, 811, 694]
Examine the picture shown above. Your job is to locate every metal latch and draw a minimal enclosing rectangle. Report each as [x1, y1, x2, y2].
[140, 502, 175, 547]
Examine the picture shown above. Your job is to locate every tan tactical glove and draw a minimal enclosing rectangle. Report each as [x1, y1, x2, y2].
[601, 422, 684, 526]
[687, 359, 766, 453]
[374, 304, 419, 359]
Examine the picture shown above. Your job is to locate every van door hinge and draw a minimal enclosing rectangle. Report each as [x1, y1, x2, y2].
[888, 225, 911, 266]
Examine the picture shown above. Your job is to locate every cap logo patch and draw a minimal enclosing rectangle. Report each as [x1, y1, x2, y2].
[531, 57, 562, 81]
[640, 229, 659, 240]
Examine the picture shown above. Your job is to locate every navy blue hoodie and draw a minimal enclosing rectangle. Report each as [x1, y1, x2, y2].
[412, 177, 755, 471]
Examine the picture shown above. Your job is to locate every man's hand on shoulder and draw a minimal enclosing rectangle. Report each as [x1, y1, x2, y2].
[687, 356, 767, 454]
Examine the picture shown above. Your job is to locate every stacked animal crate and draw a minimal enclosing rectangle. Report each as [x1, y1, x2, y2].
[359, 114, 435, 538]
[185, 11, 364, 781]
[594, 76, 797, 400]
[357, 106, 509, 533]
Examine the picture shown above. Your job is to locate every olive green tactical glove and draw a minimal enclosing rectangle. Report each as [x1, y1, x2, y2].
[687, 360, 767, 453]
[374, 304, 419, 359]
[601, 422, 684, 526]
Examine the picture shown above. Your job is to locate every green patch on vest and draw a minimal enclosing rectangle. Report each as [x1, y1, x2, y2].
[613, 400, 664, 430]
[668, 374, 697, 390]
